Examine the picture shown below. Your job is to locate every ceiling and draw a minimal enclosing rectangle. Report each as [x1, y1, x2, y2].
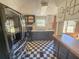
[0, 0, 65, 16]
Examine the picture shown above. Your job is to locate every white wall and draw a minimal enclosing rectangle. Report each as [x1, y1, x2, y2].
[57, 0, 79, 22]
[56, 0, 79, 35]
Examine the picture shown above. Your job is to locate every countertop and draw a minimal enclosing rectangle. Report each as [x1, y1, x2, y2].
[31, 30, 54, 32]
[54, 34, 79, 58]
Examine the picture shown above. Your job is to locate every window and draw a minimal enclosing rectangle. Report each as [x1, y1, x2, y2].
[36, 19, 45, 27]
[63, 21, 76, 33]
[5, 20, 15, 33]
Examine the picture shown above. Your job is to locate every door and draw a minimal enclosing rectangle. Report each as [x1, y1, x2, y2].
[4, 7, 22, 49]
[0, 17, 9, 59]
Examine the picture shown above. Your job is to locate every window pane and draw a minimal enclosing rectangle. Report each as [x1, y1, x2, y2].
[68, 21, 76, 26]
[63, 21, 76, 33]
[36, 19, 45, 27]
[67, 26, 75, 33]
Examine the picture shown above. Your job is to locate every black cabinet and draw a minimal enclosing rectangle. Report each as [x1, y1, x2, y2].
[54, 38, 79, 59]
[68, 53, 79, 59]
[58, 44, 68, 59]
[53, 39, 59, 57]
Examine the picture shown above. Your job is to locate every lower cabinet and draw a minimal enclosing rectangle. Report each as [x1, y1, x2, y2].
[58, 53, 67, 59]
[58, 44, 68, 59]
[54, 39, 59, 57]
[54, 39, 79, 59]
[68, 53, 79, 59]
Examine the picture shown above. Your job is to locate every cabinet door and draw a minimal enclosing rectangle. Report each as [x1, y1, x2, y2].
[68, 53, 79, 59]
[59, 53, 68, 59]
[53, 40, 59, 57]
[58, 44, 68, 59]
[59, 44, 68, 55]
[54, 44, 58, 56]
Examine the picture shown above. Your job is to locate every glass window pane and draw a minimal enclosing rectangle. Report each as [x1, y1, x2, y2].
[68, 21, 76, 26]
[63, 21, 76, 33]
[67, 26, 75, 33]
[36, 19, 45, 27]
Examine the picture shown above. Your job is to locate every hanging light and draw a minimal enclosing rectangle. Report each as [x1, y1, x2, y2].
[40, 1, 48, 16]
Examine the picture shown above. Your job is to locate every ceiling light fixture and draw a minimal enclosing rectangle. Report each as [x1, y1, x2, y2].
[40, 1, 48, 16]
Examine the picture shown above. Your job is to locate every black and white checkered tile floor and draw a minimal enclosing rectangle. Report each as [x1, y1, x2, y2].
[22, 40, 56, 59]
